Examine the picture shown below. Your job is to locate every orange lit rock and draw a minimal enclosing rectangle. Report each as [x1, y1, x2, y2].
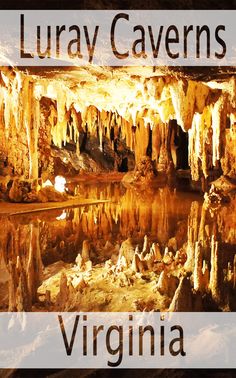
[169, 275, 193, 312]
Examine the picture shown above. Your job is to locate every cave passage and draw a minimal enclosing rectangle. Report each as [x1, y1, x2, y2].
[175, 126, 189, 170]
[0, 66, 236, 317]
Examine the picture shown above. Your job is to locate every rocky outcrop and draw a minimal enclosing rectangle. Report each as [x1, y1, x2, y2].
[122, 156, 157, 186]
[5, 178, 69, 203]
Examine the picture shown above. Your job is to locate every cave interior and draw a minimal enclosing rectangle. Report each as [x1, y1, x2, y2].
[0, 64, 236, 313]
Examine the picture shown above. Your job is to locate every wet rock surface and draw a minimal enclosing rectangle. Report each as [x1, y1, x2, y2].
[1, 181, 236, 313]
[122, 156, 157, 185]
[1, 178, 70, 203]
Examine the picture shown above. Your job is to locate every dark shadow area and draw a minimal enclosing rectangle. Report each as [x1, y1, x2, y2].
[5, 368, 236, 378]
[118, 156, 128, 172]
[2, 0, 236, 9]
[175, 126, 189, 170]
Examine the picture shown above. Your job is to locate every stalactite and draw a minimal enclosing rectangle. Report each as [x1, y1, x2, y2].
[193, 241, 203, 292]
[53, 84, 68, 148]
[0, 67, 235, 183]
[156, 122, 172, 171]
[151, 121, 161, 163]
[185, 201, 200, 272]
[134, 119, 149, 163]
[209, 235, 220, 302]
[188, 114, 200, 181]
[170, 80, 197, 131]
[212, 97, 226, 167]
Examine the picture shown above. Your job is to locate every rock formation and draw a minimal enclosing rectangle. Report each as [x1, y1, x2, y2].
[0, 67, 236, 194]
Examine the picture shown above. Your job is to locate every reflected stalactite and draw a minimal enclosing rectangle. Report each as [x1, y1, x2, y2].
[209, 235, 221, 302]
[0, 219, 43, 311]
[0, 182, 235, 311]
[185, 201, 200, 272]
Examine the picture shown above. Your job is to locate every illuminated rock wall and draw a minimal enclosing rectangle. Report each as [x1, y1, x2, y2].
[0, 67, 236, 181]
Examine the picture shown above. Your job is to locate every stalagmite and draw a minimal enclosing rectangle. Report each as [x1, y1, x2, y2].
[119, 238, 135, 264]
[156, 270, 169, 294]
[85, 260, 92, 271]
[151, 242, 162, 261]
[75, 253, 83, 269]
[116, 255, 128, 272]
[169, 276, 193, 312]
[71, 275, 86, 291]
[163, 249, 173, 264]
[156, 270, 178, 297]
[131, 252, 139, 273]
[144, 250, 155, 271]
[81, 240, 90, 262]
[56, 272, 69, 310]
[135, 254, 145, 273]
[164, 247, 169, 256]
[142, 235, 148, 252]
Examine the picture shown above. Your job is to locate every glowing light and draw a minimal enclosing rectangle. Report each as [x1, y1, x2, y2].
[56, 210, 67, 220]
[42, 179, 53, 188]
[54, 175, 66, 193]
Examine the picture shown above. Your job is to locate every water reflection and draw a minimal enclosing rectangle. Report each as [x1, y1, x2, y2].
[0, 182, 236, 312]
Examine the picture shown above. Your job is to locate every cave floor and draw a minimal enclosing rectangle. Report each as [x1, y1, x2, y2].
[37, 261, 169, 312]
